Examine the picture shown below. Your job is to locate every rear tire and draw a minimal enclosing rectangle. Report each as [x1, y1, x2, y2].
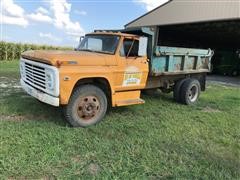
[180, 79, 201, 105]
[64, 85, 108, 127]
[173, 78, 188, 102]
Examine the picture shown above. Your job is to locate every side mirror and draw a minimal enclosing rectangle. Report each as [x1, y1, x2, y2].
[75, 36, 85, 51]
[79, 36, 84, 43]
[138, 37, 148, 57]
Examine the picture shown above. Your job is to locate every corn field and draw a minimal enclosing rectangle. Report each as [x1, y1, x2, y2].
[0, 41, 72, 61]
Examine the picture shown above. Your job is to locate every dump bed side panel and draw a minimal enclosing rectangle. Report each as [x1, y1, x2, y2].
[150, 46, 213, 76]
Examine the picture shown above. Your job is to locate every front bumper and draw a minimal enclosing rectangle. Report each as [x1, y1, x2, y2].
[20, 79, 59, 106]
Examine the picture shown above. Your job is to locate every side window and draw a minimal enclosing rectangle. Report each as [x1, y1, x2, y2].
[120, 39, 139, 57]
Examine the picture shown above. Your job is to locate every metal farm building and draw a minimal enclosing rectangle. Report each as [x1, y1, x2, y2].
[126, 0, 240, 75]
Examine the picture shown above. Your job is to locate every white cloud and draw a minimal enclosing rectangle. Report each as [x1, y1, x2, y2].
[1, 0, 24, 17]
[74, 10, 87, 16]
[138, 0, 169, 11]
[27, 12, 52, 23]
[39, 32, 61, 42]
[36, 7, 49, 15]
[0, 0, 28, 27]
[49, 0, 85, 36]
[66, 32, 83, 37]
[1, 14, 28, 27]
[1, 0, 85, 44]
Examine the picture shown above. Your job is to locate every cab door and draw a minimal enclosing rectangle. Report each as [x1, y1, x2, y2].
[114, 37, 149, 92]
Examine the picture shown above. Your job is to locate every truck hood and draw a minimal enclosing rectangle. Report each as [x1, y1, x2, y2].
[21, 50, 111, 66]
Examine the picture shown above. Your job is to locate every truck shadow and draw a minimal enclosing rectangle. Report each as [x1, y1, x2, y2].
[1, 89, 175, 127]
[141, 91, 174, 103]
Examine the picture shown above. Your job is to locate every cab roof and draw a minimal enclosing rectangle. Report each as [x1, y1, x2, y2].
[87, 31, 138, 38]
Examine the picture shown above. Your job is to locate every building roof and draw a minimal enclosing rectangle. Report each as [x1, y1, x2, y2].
[125, 0, 240, 28]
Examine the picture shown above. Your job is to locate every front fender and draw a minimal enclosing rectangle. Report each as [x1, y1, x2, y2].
[59, 66, 115, 105]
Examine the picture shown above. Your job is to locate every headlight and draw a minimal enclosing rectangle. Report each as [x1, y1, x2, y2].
[45, 70, 54, 90]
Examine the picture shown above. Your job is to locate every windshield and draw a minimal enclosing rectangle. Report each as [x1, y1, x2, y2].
[77, 35, 120, 54]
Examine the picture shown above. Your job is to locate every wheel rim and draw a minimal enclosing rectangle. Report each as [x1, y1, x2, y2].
[188, 85, 198, 102]
[77, 95, 100, 121]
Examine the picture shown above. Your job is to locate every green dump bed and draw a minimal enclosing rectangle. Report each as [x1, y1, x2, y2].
[150, 46, 213, 76]
[119, 27, 214, 77]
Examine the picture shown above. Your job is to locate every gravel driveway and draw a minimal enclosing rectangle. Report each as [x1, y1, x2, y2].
[207, 75, 240, 87]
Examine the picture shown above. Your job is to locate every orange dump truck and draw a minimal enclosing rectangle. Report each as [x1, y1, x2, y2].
[20, 27, 213, 127]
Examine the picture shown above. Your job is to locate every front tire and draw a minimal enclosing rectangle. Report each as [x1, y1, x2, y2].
[64, 85, 108, 127]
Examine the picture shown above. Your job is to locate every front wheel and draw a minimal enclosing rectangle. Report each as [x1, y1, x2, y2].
[64, 85, 108, 127]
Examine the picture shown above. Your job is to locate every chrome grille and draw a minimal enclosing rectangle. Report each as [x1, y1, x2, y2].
[23, 62, 46, 90]
[20, 58, 59, 97]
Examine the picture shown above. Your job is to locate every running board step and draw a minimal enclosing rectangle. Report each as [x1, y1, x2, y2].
[115, 98, 145, 107]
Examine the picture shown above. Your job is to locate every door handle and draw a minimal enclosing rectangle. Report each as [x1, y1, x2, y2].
[141, 59, 149, 64]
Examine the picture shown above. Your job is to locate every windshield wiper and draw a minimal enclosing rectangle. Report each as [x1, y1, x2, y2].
[78, 49, 96, 52]
[78, 49, 113, 55]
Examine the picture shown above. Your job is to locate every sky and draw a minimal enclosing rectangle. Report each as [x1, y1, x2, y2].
[0, 0, 169, 47]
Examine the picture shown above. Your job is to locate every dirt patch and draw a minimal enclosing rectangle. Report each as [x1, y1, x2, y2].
[0, 115, 25, 121]
[0, 114, 50, 122]
[8, 176, 55, 180]
[202, 106, 221, 113]
[0, 83, 8, 88]
[71, 155, 81, 163]
[0, 77, 20, 89]
[0, 77, 8, 80]
[8, 177, 27, 180]
[87, 163, 101, 176]
[40, 175, 56, 180]
[13, 85, 21, 89]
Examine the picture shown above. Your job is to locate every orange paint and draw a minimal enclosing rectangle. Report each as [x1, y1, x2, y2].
[21, 32, 149, 107]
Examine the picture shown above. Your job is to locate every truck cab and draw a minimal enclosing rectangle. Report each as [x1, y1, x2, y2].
[20, 29, 213, 127]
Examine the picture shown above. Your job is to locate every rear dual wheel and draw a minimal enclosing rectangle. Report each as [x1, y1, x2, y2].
[173, 78, 188, 102]
[174, 78, 201, 105]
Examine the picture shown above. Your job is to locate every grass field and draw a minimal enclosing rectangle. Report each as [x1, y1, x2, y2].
[0, 61, 239, 179]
